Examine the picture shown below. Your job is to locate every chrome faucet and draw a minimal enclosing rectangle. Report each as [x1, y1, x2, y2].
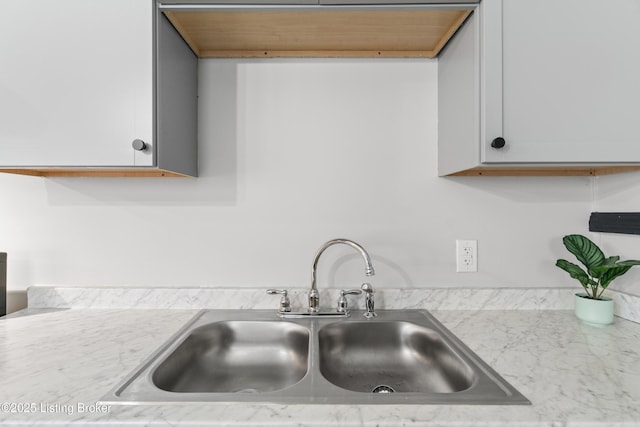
[309, 238, 375, 313]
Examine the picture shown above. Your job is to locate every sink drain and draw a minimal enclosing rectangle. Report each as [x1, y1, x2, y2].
[372, 385, 395, 394]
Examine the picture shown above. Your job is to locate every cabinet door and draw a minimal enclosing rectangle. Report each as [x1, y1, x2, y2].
[0, 0, 153, 167]
[482, 0, 640, 163]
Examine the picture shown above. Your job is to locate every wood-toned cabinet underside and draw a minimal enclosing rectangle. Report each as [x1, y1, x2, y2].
[0, 168, 188, 177]
[163, 8, 473, 58]
[446, 166, 640, 177]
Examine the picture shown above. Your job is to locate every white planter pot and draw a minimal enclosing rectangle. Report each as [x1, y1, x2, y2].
[574, 293, 614, 326]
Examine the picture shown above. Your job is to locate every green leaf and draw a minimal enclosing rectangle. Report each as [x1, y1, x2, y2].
[591, 260, 640, 277]
[556, 259, 590, 288]
[599, 265, 632, 290]
[596, 260, 640, 290]
[562, 234, 605, 271]
[616, 260, 640, 267]
[604, 256, 620, 266]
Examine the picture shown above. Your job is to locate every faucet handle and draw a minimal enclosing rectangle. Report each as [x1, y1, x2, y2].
[266, 289, 291, 313]
[337, 289, 362, 313]
[361, 283, 376, 318]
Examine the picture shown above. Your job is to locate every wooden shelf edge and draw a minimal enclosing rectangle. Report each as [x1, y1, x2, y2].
[0, 168, 191, 178]
[430, 9, 472, 57]
[165, 11, 202, 57]
[198, 49, 436, 58]
[443, 165, 640, 177]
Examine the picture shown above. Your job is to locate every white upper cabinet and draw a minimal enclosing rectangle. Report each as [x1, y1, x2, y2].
[0, 0, 197, 177]
[0, 0, 153, 168]
[486, 0, 640, 164]
[439, 0, 640, 176]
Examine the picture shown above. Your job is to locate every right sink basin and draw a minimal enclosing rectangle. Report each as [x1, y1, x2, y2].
[318, 320, 476, 394]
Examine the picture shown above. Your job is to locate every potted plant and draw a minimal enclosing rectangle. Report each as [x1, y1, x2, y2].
[556, 234, 640, 326]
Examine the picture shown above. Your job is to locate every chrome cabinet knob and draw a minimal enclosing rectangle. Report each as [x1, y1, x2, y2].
[132, 139, 147, 151]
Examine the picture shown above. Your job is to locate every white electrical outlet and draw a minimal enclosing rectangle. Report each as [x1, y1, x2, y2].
[456, 240, 478, 273]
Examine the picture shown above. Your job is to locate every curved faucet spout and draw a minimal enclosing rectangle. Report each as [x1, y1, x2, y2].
[309, 238, 375, 313]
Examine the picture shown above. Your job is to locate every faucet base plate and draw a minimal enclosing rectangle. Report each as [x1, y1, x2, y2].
[277, 311, 351, 319]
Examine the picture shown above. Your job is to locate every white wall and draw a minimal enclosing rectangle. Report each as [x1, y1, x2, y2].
[0, 59, 595, 306]
[593, 173, 640, 297]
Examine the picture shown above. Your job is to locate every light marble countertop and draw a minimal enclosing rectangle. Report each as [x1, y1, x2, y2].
[26, 286, 640, 323]
[1, 305, 639, 426]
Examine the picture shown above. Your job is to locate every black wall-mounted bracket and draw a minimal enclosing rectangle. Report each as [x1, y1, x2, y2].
[589, 212, 640, 236]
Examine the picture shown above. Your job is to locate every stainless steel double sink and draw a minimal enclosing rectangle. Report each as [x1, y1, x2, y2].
[101, 309, 530, 405]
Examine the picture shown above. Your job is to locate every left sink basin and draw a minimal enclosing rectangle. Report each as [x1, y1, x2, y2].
[153, 321, 309, 393]
[101, 310, 319, 404]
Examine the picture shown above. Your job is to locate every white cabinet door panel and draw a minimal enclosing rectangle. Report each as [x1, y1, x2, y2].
[0, 0, 153, 167]
[483, 0, 640, 164]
